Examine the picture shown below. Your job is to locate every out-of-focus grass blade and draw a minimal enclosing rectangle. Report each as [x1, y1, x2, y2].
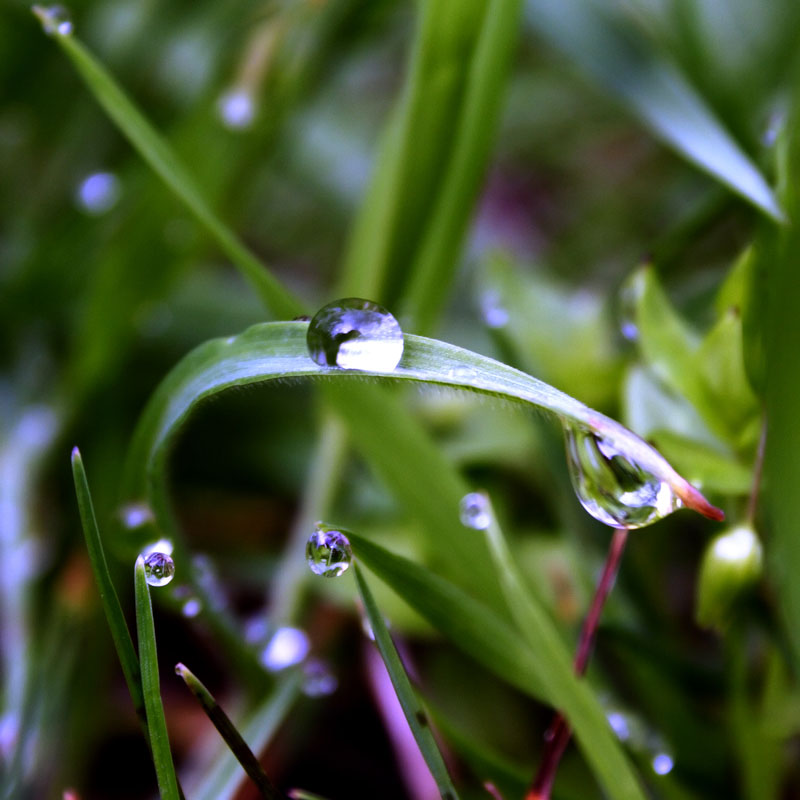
[194, 675, 301, 800]
[524, 0, 784, 222]
[175, 663, 285, 800]
[401, 0, 523, 334]
[288, 791, 332, 800]
[134, 557, 180, 800]
[70, 448, 146, 730]
[36, 23, 302, 319]
[354, 564, 462, 800]
[479, 503, 646, 800]
[350, 532, 646, 800]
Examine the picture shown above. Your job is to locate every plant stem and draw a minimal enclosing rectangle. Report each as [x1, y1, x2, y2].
[746, 415, 767, 523]
[526, 526, 629, 800]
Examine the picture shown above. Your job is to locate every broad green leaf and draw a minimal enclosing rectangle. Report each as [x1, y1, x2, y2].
[355, 564, 461, 800]
[120, 322, 721, 557]
[134, 557, 180, 800]
[350, 533, 646, 800]
[524, 0, 784, 221]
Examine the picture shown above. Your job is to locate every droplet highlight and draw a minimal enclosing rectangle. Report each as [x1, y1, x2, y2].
[75, 172, 120, 215]
[217, 88, 256, 130]
[35, 4, 73, 36]
[119, 503, 155, 530]
[564, 424, 682, 529]
[307, 298, 404, 371]
[142, 551, 175, 587]
[260, 626, 310, 671]
[651, 753, 674, 776]
[306, 525, 352, 578]
[459, 492, 491, 530]
[302, 659, 338, 697]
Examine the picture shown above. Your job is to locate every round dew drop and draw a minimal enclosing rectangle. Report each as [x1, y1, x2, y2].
[563, 424, 682, 529]
[459, 492, 492, 530]
[306, 526, 352, 578]
[143, 551, 175, 587]
[306, 298, 404, 371]
[37, 5, 73, 35]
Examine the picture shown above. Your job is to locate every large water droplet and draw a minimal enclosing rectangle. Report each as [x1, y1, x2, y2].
[306, 525, 352, 578]
[142, 551, 175, 587]
[302, 659, 338, 697]
[564, 424, 682, 529]
[35, 4, 73, 35]
[260, 627, 310, 671]
[459, 492, 491, 530]
[307, 298, 404, 371]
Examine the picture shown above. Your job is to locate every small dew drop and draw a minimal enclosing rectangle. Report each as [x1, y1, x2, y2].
[479, 289, 509, 329]
[306, 525, 352, 578]
[307, 298, 404, 371]
[652, 753, 674, 776]
[459, 492, 491, 530]
[142, 551, 175, 587]
[563, 424, 682, 529]
[217, 88, 256, 130]
[617, 277, 639, 342]
[75, 172, 120, 215]
[36, 4, 73, 36]
[606, 711, 630, 741]
[119, 503, 155, 530]
[181, 597, 202, 618]
[302, 659, 338, 697]
[261, 627, 310, 671]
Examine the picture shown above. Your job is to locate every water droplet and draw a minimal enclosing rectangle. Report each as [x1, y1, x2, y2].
[0, 712, 19, 761]
[244, 615, 270, 645]
[260, 627, 310, 671]
[142, 551, 175, 587]
[564, 424, 682, 529]
[35, 4, 73, 36]
[302, 659, 338, 697]
[119, 503, 155, 530]
[459, 492, 491, 530]
[307, 298, 404, 371]
[217, 88, 256, 130]
[306, 525, 352, 578]
[480, 290, 509, 329]
[606, 711, 631, 741]
[651, 753, 674, 775]
[75, 172, 120, 215]
[617, 276, 640, 342]
[181, 597, 202, 618]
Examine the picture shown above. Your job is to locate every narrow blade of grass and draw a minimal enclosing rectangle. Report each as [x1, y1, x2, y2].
[175, 663, 286, 800]
[288, 791, 333, 800]
[38, 25, 302, 319]
[71, 447, 146, 730]
[194, 674, 301, 800]
[354, 564, 461, 800]
[134, 556, 180, 800]
[479, 500, 646, 800]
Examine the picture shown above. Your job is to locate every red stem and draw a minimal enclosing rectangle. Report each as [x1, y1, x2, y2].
[526, 526, 629, 800]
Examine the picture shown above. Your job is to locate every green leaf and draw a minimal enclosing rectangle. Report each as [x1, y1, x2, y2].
[71, 448, 146, 731]
[41, 28, 302, 320]
[524, 0, 783, 221]
[354, 564, 462, 800]
[194, 675, 301, 800]
[134, 557, 180, 800]
[121, 322, 720, 561]
[175, 663, 286, 800]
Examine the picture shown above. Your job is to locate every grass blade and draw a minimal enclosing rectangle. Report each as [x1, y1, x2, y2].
[175, 663, 286, 800]
[134, 556, 180, 800]
[70, 448, 146, 730]
[194, 675, 301, 800]
[36, 22, 302, 319]
[354, 564, 462, 800]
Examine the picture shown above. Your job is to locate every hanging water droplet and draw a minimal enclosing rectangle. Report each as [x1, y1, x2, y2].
[307, 298, 404, 371]
[142, 551, 175, 587]
[564, 424, 682, 529]
[302, 659, 338, 697]
[306, 525, 353, 578]
[260, 626, 310, 671]
[651, 753, 674, 776]
[35, 4, 73, 36]
[75, 171, 120, 215]
[459, 492, 491, 530]
[216, 88, 256, 130]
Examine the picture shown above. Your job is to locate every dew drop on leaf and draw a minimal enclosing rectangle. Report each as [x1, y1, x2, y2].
[564, 423, 682, 529]
[306, 525, 352, 578]
[36, 5, 73, 36]
[459, 492, 491, 530]
[260, 626, 310, 671]
[306, 298, 404, 371]
[142, 551, 175, 587]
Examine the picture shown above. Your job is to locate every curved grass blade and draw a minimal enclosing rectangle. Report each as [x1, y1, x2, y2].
[134, 557, 180, 800]
[34, 20, 302, 319]
[71, 448, 146, 729]
[524, 0, 784, 222]
[354, 564, 462, 800]
[175, 663, 286, 800]
[349, 533, 645, 800]
[194, 674, 301, 800]
[121, 322, 720, 550]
